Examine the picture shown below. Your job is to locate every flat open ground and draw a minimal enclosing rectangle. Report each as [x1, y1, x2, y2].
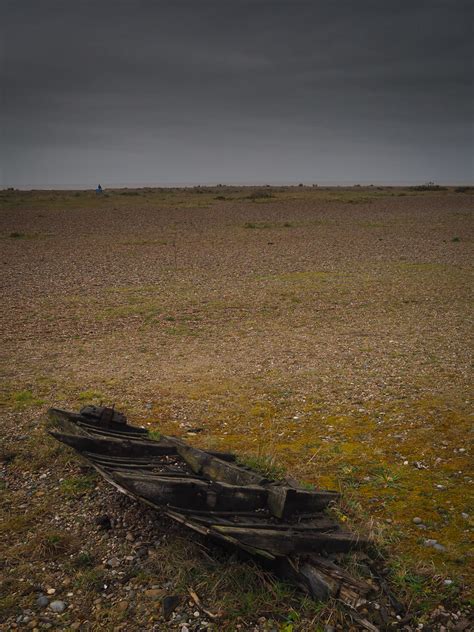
[1, 186, 473, 630]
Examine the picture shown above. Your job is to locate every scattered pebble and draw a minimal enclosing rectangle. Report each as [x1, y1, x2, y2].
[49, 600, 66, 614]
[144, 589, 162, 599]
[107, 557, 120, 568]
[36, 596, 49, 608]
[413, 517, 422, 524]
[162, 595, 181, 619]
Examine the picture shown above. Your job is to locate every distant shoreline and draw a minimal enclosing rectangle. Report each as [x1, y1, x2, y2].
[2, 181, 473, 191]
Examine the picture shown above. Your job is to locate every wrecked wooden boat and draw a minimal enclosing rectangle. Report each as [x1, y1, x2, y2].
[48, 405, 371, 605]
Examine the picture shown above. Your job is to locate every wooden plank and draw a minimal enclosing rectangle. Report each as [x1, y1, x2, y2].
[184, 514, 339, 532]
[211, 526, 365, 555]
[76, 422, 148, 440]
[48, 431, 178, 457]
[174, 442, 267, 486]
[110, 472, 270, 512]
[267, 486, 339, 518]
[274, 557, 332, 601]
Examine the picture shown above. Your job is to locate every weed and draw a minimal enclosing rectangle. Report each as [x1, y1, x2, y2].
[452, 236, 460, 242]
[237, 454, 286, 481]
[73, 550, 95, 568]
[77, 390, 103, 401]
[4, 389, 45, 410]
[74, 567, 106, 592]
[409, 183, 447, 191]
[247, 190, 274, 200]
[0, 594, 19, 617]
[27, 530, 78, 560]
[148, 430, 161, 441]
[60, 474, 97, 496]
[0, 446, 17, 464]
[371, 466, 403, 489]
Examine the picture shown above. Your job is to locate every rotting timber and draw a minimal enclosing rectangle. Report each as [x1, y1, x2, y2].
[48, 406, 372, 607]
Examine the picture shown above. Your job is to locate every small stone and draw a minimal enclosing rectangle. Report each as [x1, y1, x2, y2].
[444, 579, 453, 586]
[95, 514, 112, 530]
[324, 626, 336, 632]
[70, 623, 81, 630]
[49, 600, 66, 613]
[36, 596, 49, 608]
[433, 543, 446, 552]
[145, 589, 163, 599]
[162, 595, 180, 619]
[125, 532, 134, 542]
[413, 517, 422, 524]
[461, 513, 469, 520]
[116, 601, 129, 612]
[107, 557, 120, 568]
[424, 539, 437, 547]
[46, 588, 56, 595]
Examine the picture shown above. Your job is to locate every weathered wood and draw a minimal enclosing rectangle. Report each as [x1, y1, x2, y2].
[267, 486, 339, 518]
[48, 431, 178, 457]
[184, 513, 339, 532]
[211, 525, 365, 555]
[175, 443, 267, 486]
[49, 407, 146, 435]
[111, 472, 270, 512]
[305, 555, 372, 606]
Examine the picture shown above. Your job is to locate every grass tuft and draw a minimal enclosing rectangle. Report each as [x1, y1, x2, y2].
[60, 474, 97, 496]
[237, 454, 286, 481]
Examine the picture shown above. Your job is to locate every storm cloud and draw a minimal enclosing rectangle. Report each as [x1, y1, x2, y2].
[1, 0, 473, 187]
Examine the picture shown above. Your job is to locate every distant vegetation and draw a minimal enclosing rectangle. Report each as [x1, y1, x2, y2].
[246, 190, 274, 200]
[409, 183, 448, 191]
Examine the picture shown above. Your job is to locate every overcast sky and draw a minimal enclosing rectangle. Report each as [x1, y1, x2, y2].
[1, 0, 473, 187]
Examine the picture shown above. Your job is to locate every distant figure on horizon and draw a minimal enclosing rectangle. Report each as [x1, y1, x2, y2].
[96, 184, 103, 194]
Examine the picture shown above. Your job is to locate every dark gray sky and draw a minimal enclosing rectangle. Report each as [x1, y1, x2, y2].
[2, 0, 473, 187]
